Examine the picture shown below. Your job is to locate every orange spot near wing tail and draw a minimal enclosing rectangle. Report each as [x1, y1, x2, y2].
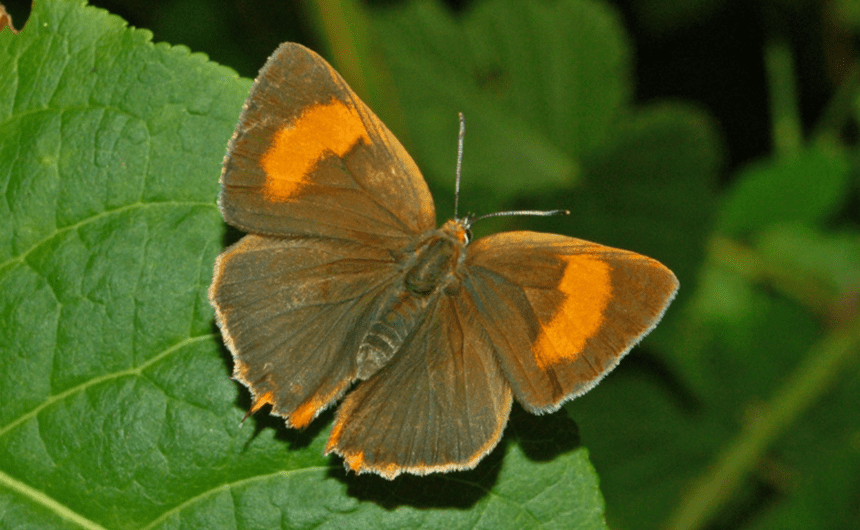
[332, 448, 402, 479]
[344, 451, 366, 472]
[289, 379, 352, 429]
[289, 396, 326, 429]
[242, 391, 275, 423]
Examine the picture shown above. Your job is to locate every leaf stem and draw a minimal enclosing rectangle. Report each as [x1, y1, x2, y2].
[665, 315, 860, 530]
[709, 236, 836, 315]
[301, 0, 410, 148]
[764, 40, 803, 157]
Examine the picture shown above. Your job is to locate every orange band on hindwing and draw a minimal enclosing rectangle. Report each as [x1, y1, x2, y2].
[532, 256, 612, 368]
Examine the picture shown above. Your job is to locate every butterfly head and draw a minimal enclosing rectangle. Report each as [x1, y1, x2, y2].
[440, 217, 473, 245]
[450, 113, 567, 244]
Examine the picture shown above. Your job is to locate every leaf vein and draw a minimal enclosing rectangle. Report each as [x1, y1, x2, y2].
[0, 200, 216, 276]
[0, 334, 214, 438]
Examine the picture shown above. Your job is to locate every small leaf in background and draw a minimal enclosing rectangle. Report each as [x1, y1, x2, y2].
[834, 0, 860, 31]
[757, 224, 860, 296]
[716, 145, 851, 236]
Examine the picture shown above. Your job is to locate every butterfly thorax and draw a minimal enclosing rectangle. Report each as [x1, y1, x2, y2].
[354, 219, 468, 379]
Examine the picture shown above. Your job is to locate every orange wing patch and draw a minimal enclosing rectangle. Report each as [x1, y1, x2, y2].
[289, 378, 352, 428]
[337, 449, 403, 479]
[260, 99, 370, 201]
[249, 391, 275, 414]
[289, 397, 325, 429]
[532, 255, 612, 369]
[344, 451, 365, 472]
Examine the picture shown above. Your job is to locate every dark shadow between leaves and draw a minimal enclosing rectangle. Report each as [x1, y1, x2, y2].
[330, 403, 582, 510]
[705, 474, 781, 530]
[621, 348, 702, 415]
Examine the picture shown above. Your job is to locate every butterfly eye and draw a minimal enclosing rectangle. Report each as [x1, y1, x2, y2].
[464, 228, 473, 244]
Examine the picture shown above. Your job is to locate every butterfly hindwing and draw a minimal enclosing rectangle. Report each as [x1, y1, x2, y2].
[465, 231, 679, 412]
[325, 294, 513, 479]
[209, 234, 399, 428]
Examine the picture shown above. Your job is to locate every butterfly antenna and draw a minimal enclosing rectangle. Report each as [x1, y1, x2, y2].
[454, 112, 466, 219]
[453, 112, 568, 225]
[472, 208, 570, 223]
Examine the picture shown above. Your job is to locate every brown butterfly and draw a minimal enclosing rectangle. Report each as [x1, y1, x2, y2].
[209, 42, 679, 479]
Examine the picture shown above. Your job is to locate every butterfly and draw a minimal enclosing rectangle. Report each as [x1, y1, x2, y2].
[209, 42, 679, 479]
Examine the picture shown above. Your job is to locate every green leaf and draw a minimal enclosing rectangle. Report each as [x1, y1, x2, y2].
[0, 1, 610, 528]
[573, 102, 720, 298]
[833, 0, 860, 31]
[757, 224, 860, 292]
[716, 145, 851, 235]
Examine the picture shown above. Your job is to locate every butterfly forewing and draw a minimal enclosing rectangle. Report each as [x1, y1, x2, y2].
[219, 43, 436, 246]
[325, 295, 513, 479]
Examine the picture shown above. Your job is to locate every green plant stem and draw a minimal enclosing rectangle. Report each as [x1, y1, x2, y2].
[710, 236, 835, 315]
[812, 67, 860, 143]
[764, 40, 803, 157]
[665, 315, 860, 530]
[301, 0, 410, 149]
[303, 0, 371, 97]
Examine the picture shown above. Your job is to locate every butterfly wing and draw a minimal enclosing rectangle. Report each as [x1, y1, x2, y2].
[323, 230, 677, 477]
[209, 235, 399, 428]
[219, 42, 436, 245]
[213, 41, 678, 477]
[325, 294, 513, 479]
[211, 43, 440, 428]
[464, 231, 679, 412]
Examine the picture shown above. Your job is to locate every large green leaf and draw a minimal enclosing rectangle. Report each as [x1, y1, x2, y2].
[0, 1, 610, 528]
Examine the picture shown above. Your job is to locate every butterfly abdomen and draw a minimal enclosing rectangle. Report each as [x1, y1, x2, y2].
[355, 228, 466, 379]
[355, 293, 429, 379]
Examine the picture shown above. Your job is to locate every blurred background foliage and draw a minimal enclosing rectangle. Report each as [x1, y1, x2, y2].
[4, 0, 858, 528]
